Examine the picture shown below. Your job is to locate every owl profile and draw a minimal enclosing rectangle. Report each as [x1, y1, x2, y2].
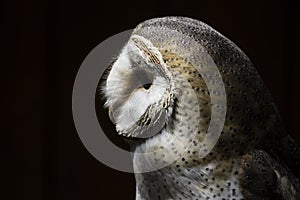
[97, 17, 300, 200]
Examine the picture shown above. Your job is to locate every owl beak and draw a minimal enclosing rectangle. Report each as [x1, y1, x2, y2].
[108, 108, 116, 125]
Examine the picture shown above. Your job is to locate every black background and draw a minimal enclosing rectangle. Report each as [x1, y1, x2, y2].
[4, 0, 299, 199]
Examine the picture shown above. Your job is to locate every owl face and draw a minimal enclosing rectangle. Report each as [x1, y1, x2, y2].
[103, 35, 173, 138]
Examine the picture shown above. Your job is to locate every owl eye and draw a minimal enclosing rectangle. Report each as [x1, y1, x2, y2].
[142, 83, 152, 90]
[132, 69, 154, 90]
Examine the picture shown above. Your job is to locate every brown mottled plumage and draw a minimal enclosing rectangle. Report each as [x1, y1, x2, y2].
[98, 17, 300, 199]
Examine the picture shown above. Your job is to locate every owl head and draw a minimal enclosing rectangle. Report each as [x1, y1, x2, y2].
[97, 17, 280, 160]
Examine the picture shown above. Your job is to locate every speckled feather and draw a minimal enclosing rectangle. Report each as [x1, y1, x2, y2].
[99, 17, 300, 200]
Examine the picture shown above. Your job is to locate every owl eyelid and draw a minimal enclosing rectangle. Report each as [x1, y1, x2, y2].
[131, 69, 154, 90]
[142, 83, 152, 90]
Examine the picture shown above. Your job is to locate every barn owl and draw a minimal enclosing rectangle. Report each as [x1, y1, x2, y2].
[97, 17, 300, 200]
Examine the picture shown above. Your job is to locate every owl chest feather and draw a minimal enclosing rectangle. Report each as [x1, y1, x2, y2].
[134, 148, 244, 200]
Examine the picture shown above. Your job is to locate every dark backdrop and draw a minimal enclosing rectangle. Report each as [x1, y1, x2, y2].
[4, 0, 299, 199]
